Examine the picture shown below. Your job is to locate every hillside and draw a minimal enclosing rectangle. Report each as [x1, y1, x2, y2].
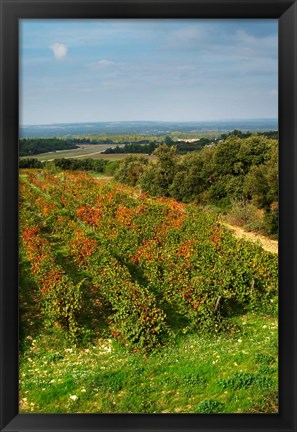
[19, 169, 278, 413]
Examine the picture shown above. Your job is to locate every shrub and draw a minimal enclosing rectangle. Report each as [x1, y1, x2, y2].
[225, 202, 263, 232]
[195, 399, 224, 413]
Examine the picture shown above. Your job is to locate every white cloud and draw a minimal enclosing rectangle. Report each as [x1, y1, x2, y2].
[49, 43, 67, 60]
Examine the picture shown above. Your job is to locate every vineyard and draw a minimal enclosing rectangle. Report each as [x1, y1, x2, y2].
[19, 169, 278, 413]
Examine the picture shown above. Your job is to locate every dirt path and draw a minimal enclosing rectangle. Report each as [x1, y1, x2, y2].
[223, 222, 278, 254]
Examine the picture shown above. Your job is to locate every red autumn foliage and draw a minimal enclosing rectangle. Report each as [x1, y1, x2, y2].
[77, 206, 101, 227]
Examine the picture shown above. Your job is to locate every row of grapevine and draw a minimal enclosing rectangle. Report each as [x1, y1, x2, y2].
[20, 225, 82, 337]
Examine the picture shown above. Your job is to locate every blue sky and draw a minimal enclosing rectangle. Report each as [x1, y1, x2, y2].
[20, 19, 278, 125]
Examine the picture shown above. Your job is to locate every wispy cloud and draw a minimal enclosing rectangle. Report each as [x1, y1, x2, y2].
[49, 43, 67, 60]
[90, 59, 116, 68]
[236, 30, 277, 52]
[167, 26, 207, 48]
[21, 20, 278, 124]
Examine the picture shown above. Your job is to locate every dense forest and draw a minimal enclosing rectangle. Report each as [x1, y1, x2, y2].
[115, 135, 278, 237]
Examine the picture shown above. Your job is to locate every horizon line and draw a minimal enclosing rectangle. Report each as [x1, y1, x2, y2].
[20, 118, 278, 128]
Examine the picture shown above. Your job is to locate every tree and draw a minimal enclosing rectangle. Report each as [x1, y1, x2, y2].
[140, 145, 177, 197]
[169, 153, 205, 203]
[164, 136, 173, 145]
[114, 156, 148, 186]
[243, 141, 278, 236]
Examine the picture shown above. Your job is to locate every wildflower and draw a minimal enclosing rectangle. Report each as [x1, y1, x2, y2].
[237, 339, 242, 343]
[70, 395, 78, 401]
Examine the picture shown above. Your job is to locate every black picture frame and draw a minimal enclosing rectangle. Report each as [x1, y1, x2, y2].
[0, 1, 296, 431]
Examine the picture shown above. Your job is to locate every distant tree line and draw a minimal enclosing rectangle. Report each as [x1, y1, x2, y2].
[68, 137, 114, 144]
[220, 130, 278, 140]
[103, 136, 212, 155]
[104, 142, 159, 155]
[103, 131, 277, 156]
[114, 135, 278, 237]
[19, 138, 79, 156]
[19, 157, 120, 175]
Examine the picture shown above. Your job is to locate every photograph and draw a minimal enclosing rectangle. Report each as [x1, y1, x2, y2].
[18, 18, 279, 414]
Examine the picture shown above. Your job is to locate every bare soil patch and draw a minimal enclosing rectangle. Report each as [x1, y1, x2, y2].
[223, 223, 278, 254]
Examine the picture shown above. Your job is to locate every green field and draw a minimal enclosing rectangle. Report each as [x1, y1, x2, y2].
[19, 310, 278, 413]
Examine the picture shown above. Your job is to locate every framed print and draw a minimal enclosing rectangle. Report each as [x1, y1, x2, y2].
[0, 0, 296, 431]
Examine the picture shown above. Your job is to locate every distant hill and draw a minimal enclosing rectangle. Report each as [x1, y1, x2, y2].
[19, 119, 278, 138]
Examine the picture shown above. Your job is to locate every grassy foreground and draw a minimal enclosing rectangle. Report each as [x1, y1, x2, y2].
[19, 310, 278, 414]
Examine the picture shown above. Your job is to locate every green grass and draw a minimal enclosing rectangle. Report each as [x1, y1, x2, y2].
[19, 309, 278, 413]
